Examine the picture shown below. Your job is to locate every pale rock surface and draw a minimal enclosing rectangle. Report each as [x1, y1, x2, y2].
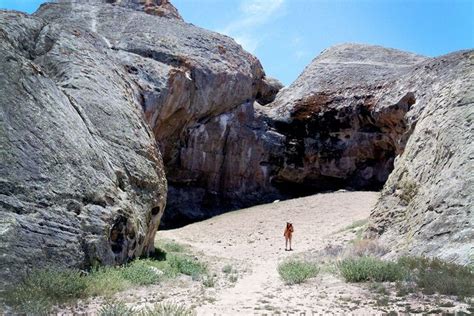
[368, 50, 474, 265]
[0, 10, 167, 285]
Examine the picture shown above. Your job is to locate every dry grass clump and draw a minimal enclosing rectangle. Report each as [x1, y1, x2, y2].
[338, 256, 407, 282]
[337, 255, 474, 299]
[1, 241, 208, 315]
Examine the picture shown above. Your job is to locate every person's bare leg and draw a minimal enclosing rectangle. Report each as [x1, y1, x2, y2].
[289, 238, 292, 251]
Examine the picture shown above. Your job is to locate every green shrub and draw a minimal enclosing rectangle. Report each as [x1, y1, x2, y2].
[120, 260, 160, 286]
[398, 256, 474, 297]
[2, 286, 52, 315]
[3, 251, 208, 314]
[86, 266, 131, 297]
[202, 274, 217, 287]
[99, 301, 134, 316]
[278, 259, 319, 285]
[98, 302, 196, 316]
[338, 256, 407, 282]
[3, 268, 87, 314]
[167, 255, 207, 278]
[160, 240, 186, 253]
[140, 302, 196, 316]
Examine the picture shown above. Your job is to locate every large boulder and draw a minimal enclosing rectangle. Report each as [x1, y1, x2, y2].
[170, 42, 473, 264]
[266, 44, 473, 264]
[34, 0, 277, 227]
[266, 44, 427, 193]
[2, 0, 471, 267]
[0, 10, 167, 285]
[368, 50, 473, 265]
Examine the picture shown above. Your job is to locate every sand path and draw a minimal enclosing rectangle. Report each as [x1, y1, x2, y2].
[62, 191, 468, 315]
[157, 191, 379, 315]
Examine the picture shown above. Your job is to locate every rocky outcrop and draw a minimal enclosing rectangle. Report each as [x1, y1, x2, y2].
[1, 0, 471, 271]
[161, 44, 432, 226]
[1, 0, 276, 279]
[266, 44, 427, 193]
[0, 10, 167, 284]
[368, 50, 474, 265]
[264, 44, 473, 264]
[34, 0, 276, 227]
[165, 42, 473, 265]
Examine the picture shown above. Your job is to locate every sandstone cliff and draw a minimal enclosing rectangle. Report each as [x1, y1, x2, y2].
[262, 44, 473, 264]
[266, 44, 427, 193]
[174, 43, 473, 263]
[0, 0, 277, 282]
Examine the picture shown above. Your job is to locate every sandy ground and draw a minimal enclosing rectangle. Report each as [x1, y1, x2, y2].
[159, 191, 378, 314]
[62, 191, 471, 315]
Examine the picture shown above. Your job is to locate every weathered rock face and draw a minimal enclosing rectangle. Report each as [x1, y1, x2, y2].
[368, 50, 474, 265]
[1, 0, 471, 268]
[0, 10, 167, 284]
[164, 101, 283, 226]
[1, 0, 276, 276]
[168, 42, 473, 264]
[266, 44, 427, 193]
[263, 44, 473, 264]
[35, 0, 275, 227]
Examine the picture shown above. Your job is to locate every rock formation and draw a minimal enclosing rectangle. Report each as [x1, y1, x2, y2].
[34, 0, 278, 227]
[263, 44, 473, 264]
[266, 44, 427, 193]
[0, 0, 472, 284]
[0, 0, 275, 282]
[367, 50, 473, 265]
[165, 42, 473, 264]
[0, 8, 169, 284]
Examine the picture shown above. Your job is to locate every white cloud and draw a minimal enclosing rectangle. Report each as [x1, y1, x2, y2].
[219, 0, 285, 53]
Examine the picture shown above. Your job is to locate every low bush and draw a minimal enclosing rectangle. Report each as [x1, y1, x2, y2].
[167, 254, 207, 278]
[338, 255, 474, 299]
[202, 274, 217, 287]
[98, 301, 195, 316]
[98, 301, 134, 316]
[3, 268, 88, 315]
[398, 256, 474, 297]
[222, 264, 233, 274]
[278, 259, 319, 285]
[338, 256, 407, 282]
[142, 302, 196, 316]
[120, 260, 160, 286]
[3, 254, 208, 314]
[159, 240, 186, 253]
[86, 266, 131, 297]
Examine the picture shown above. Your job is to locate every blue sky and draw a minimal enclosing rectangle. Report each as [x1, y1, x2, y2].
[1, 0, 473, 85]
